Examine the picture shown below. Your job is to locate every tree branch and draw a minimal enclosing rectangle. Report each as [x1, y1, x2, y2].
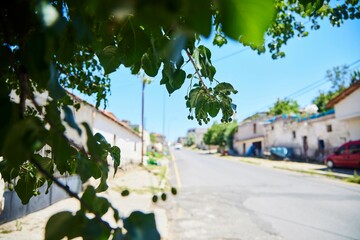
[185, 49, 211, 95]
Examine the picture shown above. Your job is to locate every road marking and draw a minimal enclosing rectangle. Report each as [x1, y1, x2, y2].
[171, 152, 182, 189]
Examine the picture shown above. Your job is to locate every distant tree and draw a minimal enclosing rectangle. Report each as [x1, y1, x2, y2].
[326, 65, 349, 92]
[313, 66, 359, 112]
[185, 134, 195, 147]
[312, 91, 338, 113]
[203, 122, 237, 150]
[269, 98, 300, 116]
[150, 133, 157, 144]
[350, 70, 360, 85]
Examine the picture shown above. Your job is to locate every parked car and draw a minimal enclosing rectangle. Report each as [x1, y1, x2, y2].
[324, 140, 360, 168]
[174, 143, 182, 150]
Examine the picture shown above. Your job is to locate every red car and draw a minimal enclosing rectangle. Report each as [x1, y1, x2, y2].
[324, 140, 360, 169]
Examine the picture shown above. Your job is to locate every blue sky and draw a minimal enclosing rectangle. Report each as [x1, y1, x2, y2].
[80, 19, 360, 142]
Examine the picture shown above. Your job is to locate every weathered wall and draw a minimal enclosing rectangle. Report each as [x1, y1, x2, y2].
[264, 115, 349, 160]
[0, 176, 81, 224]
[334, 88, 360, 120]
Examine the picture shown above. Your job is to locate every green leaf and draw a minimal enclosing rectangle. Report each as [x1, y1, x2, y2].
[111, 146, 121, 176]
[141, 50, 160, 77]
[219, 0, 276, 46]
[81, 186, 110, 216]
[118, 20, 152, 68]
[181, 0, 212, 37]
[51, 132, 74, 174]
[214, 82, 238, 94]
[83, 218, 111, 240]
[208, 101, 220, 117]
[45, 211, 75, 240]
[14, 171, 37, 204]
[3, 118, 44, 167]
[169, 69, 186, 91]
[63, 105, 82, 135]
[48, 63, 66, 100]
[97, 45, 122, 74]
[299, 0, 324, 13]
[124, 211, 160, 240]
[33, 154, 54, 173]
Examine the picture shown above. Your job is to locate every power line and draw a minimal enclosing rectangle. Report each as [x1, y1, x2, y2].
[241, 58, 360, 118]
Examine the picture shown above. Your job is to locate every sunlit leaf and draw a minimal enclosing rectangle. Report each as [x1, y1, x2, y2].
[219, 0, 276, 46]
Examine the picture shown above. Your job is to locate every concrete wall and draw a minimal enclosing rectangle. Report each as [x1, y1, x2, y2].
[0, 176, 81, 224]
[334, 88, 360, 120]
[233, 137, 264, 155]
[345, 117, 360, 140]
[93, 112, 142, 165]
[233, 121, 266, 155]
[234, 121, 266, 142]
[66, 101, 143, 166]
[333, 88, 360, 141]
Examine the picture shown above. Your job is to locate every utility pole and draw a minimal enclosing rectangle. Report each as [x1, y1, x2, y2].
[141, 79, 145, 165]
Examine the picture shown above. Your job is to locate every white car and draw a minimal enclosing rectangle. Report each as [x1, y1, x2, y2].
[174, 143, 182, 150]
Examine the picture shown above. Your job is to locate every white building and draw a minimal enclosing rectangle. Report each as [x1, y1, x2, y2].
[233, 119, 267, 156]
[263, 113, 348, 161]
[68, 94, 143, 166]
[326, 80, 360, 141]
[187, 128, 208, 149]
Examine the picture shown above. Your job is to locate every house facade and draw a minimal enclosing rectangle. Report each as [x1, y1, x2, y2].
[67, 95, 143, 166]
[263, 112, 348, 161]
[187, 128, 208, 149]
[0, 93, 143, 223]
[326, 80, 360, 141]
[233, 118, 267, 156]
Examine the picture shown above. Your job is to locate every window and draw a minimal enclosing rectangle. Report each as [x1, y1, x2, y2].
[349, 144, 360, 154]
[271, 125, 274, 130]
[253, 123, 257, 134]
[337, 146, 346, 154]
[292, 131, 296, 139]
[243, 143, 246, 155]
[326, 125, 332, 132]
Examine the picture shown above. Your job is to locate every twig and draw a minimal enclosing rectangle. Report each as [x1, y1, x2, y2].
[185, 49, 211, 95]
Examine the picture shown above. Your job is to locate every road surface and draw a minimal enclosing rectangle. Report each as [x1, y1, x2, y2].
[165, 148, 360, 240]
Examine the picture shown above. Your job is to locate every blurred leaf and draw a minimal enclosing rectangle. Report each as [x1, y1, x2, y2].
[45, 211, 85, 240]
[124, 211, 160, 240]
[111, 146, 121, 176]
[3, 118, 44, 167]
[97, 45, 122, 74]
[208, 101, 220, 117]
[14, 170, 37, 204]
[83, 218, 111, 240]
[63, 105, 82, 135]
[141, 50, 160, 77]
[181, 0, 212, 37]
[219, 0, 276, 46]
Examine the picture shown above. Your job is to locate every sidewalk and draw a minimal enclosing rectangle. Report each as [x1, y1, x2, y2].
[0, 160, 170, 239]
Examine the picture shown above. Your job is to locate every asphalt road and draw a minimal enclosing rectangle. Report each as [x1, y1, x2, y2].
[166, 148, 360, 240]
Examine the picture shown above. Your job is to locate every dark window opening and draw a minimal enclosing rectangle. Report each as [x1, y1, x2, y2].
[326, 125, 332, 132]
[349, 144, 360, 154]
[253, 123, 257, 134]
[292, 131, 296, 139]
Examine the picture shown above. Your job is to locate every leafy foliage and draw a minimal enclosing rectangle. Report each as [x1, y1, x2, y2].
[203, 122, 238, 149]
[0, 0, 358, 239]
[312, 66, 359, 112]
[269, 98, 300, 115]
